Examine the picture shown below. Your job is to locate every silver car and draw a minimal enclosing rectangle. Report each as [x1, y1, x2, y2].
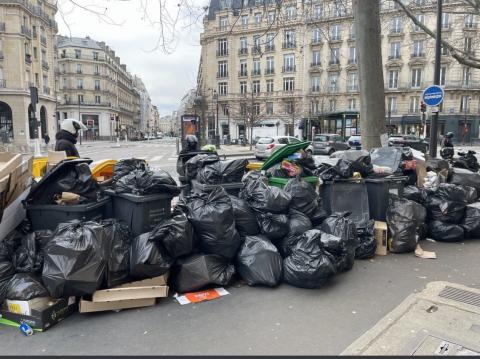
[254, 136, 301, 159]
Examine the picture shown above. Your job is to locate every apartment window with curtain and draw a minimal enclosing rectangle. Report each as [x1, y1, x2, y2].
[311, 76, 320, 92]
[439, 66, 447, 86]
[442, 12, 450, 29]
[412, 40, 424, 57]
[62, 77, 67, 89]
[252, 80, 260, 94]
[330, 48, 340, 65]
[266, 102, 273, 115]
[460, 95, 471, 113]
[330, 24, 341, 41]
[267, 11, 275, 24]
[387, 97, 397, 113]
[388, 70, 399, 89]
[283, 77, 295, 92]
[285, 6, 296, 20]
[328, 73, 339, 92]
[266, 33, 275, 50]
[409, 96, 420, 112]
[241, 15, 248, 28]
[314, 4, 324, 19]
[95, 95, 101, 104]
[347, 72, 358, 91]
[312, 50, 321, 66]
[312, 28, 321, 44]
[329, 99, 337, 111]
[463, 67, 471, 85]
[411, 68, 422, 88]
[266, 56, 274, 74]
[413, 14, 425, 31]
[254, 12, 262, 25]
[240, 59, 247, 76]
[219, 16, 229, 30]
[348, 46, 356, 63]
[218, 82, 228, 95]
[284, 29, 296, 47]
[389, 42, 401, 59]
[464, 14, 475, 28]
[464, 37, 473, 53]
[253, 58, 261, 75]
[77, 78, 83, 89]
[348, 98, 357, 110]
[94, 79, 100, 91]
[390, 17, 402, 33]
[218, 60, 228, 77]
[266, 79, 274, 93]
[240, 81, 247, 94]
[283, 53, 295, 72]
[218, 38, 228, 55]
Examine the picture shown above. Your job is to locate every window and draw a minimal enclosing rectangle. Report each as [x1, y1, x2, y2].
[75, 49, 81, 59]
[333, 0, 345, 17]
[240, 59, 247, 76]
[254, 13, 262, 25]
[328, 73, 339, 92]
[62, 77, 67, 89]
[76, 63, 82, 74]
[348, 72, 358, 91]
[464, 37, 473, 53]
[266, 33, 275, 50]
[95, 95, 101, 104]
[348, 98, 357, 110]
[253, 58, 261, 75]
[33, 47, 37, 59]
[409, 96, 420, 112]
[252, 80, 260, 94]
[218, 82, 228, 95]
[94, 79, 100, 91]
[78, 94, 84, 103]
[284, 29, 296, 47]
[413, 14, 425, 32]
[411, 68, 422, 88]
[349, 23, 356, 39]
[219, 16, 229, 30]
[460, 95, 471, 112]
[283, 77, 295, 92]
[218, 61, 228, 77]
[266, 56, 274, 74]
[311, 101, 320, 115]
[94, 65, 100, 76]
[329, 99, 337, 112]
[441, 44, 450, 56]
[222, 104, 229, 116]
[285, 6, 296, 20]
[440, 66, 447, 86]
[387, 97, 397, 113]
[267, 11, 275, 24]
[218, 38, 228, 55]
[93, 51, 99, 60]
[330, 24, 341, 41]
[313, 4, 324, 19]
[77, 78, 83, 89]
[312, 50, 321, 66]
[240, 103, 247, 116]
[285, 101, 294, 115]
[442, 13, 450, 29]
[241, 15, 249, 28]
[391, 17, 402, 33]
[266, 79, 274, 93]
[240, 81, 247, 94]
[348, 46, 356, 63]
[283, 54, 295, 72]
[412, 40, 424, 57]
[463, 67, 471, 86]
[388, 70, 398, 89]
[253, 103, 260, 115]
[389, 42, 401, 59]
[266, 102, 273, 115]
[330, 48, 340, 65]
[312, 28, 321, 44]
[464, 14, 475, 28]
[240, 37, 248, 52]
[311, 76, 320, 92]
[253, 35, 261, 52]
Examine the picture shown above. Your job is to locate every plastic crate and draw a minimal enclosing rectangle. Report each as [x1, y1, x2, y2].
[27, 197, 111, 231]
[268, 176, 319, 190]
[365, 176, 407, 221]
[320, 179, 370, 229]
[105, 190, 173, 236]
[191, 179, 243, 196]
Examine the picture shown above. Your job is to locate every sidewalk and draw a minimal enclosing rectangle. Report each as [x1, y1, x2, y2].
[217, 144, 255, 157]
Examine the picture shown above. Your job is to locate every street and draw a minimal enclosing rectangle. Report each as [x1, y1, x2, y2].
[1, 139, 480, 355]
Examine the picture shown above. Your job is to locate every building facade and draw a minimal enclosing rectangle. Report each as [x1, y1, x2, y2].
[56, 35, 141, 140]
[133, 75, 152, 132]
[0, 0, 58, 145]
[200, 0, 480, 142]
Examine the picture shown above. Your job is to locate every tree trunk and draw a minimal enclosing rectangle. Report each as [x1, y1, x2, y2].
[354, 0, 386, 150]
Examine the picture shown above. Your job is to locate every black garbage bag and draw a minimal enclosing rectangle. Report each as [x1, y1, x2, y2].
[184, 154, 220, 180]
[296, 157, 316, 177]
[278, 209, 312, 258]
[283, 230, 336, 289]
[449, 168, 480, 199]
[332, 150, 373, 178]
[239, 176, 291, 214]
[236, 235, 283, 287]
[404, 186, 427, 204]
[101, 219, 132, 288]
[428, 220, 464, 242]
[6, 273, 49, 301]
[113, 159, 147, 182]
[150, 213, 195, 259]
[284, 177, 319, 217]
[197, 159, 248, 185]
[173, 254, 235, 293]
[42, 221, 107, 298]
[0, 229, 24, 262]
[309, 206, 329, 226]
[0, 261, 15, 303]
[116, 168, 180, 196]
[418, 223, 428, 241]
[433, 183, 472, 204]
[355, 220, 377, 259]
[229, 195, 260, 236]
[425, 196, 466, 224]
[334, 160, 353, 179]
[12, 230, 52, 273]
[386, 196, 426, 253]
[27, 160, 100, 205]
[318, 231, 353, 272]
[187, 187, 242, 259]
[256, 212, 289, 242]
[266, 163, 290, 178]
[319, 212, 358, 272]
[130, 232, 174, 280]
[461, 204, 480, 238]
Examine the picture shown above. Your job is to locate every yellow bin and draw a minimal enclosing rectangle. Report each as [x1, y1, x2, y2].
[90, 159, 117, 181]
[247, 161, 263, 171]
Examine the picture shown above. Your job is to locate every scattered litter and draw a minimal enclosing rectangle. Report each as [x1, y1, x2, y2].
[174, 287, 230, 305]
[415, 244, 437, 259]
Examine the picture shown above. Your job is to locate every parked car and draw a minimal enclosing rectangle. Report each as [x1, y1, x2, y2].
[388, 134, 429, 153]
[306, 134, 350, 155]
[347, 135, 362, 150]
[254, 136, 301, 159]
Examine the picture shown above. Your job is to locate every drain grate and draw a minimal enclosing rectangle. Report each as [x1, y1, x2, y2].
[438, 286, 480, 308]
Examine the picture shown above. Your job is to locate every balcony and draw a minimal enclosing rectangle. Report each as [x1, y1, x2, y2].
[77, 85, 84, 90]
[464, 22, 477, 29]
[389, 28, 403, 35]
[0, 79, 6, 88]
[311, 87, 320, 93]
[216, 49, 228, 57]
[265, 68, 275, 75]
[25, 54, 32, 63]
[252, 46, 262, 54]
[76, 69, 83, 74]
[43, 86, 50, 95]
[282, 42, 296, 49]
[282, 65, 296, 73]
[265, 45, 275, 52]
[329, 60, 340, 66]
[388, 55, 401, 60]
[42, 60, 49, 70]
[408, 108, 420, 114]
[21, 25, 32, 38]
[238, 71, 248, 78]
[311, 39, 322, 45]
[348, 58, 357, 64]
[411, 52, 425, 58]
[441, 23, 452, 30]
[444, 80, 480, 90]
[329, 36, 341, 42]
[251, 69, 261, 76]
[238, 48, 248, 55]
[40, 35, 47, 46]
[94, 72, 100, 76]
[311, 62, 321, 68]
[0, 22, 5, 32]
[347, 85, 358, 92]
[216, 72, 229, 78]
[64, 100, 111, 107]
[328, 86, 339, 94]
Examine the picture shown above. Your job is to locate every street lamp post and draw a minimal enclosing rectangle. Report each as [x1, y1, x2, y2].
[78, 94, 82, 145]
[213, 89, 220, 147]
[463, 96, 471, 145]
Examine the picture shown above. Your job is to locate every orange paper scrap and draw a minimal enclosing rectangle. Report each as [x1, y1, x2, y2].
[175, 288, 230, 305]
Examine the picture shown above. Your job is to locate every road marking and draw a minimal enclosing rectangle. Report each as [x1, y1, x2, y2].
[167, 158, 177, 161]
[150, 155, 164, 161]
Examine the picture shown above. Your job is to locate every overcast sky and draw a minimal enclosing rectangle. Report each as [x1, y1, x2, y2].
[56, 0, 205, 116]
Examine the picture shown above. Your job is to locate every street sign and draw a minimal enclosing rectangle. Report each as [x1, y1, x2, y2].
[422, 85, 444, 107]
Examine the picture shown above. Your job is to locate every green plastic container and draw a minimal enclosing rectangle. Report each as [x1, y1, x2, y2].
[268, 176, 319, 189]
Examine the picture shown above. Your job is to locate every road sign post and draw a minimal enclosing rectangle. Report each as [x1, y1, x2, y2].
[423, 85, 445, 158]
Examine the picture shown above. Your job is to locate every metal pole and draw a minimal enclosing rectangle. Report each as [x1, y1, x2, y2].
[78, 95, 82, 145]
[429, 0, 442, 158]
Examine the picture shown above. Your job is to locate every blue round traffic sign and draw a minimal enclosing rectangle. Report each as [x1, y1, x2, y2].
[422, 85, 444, 107]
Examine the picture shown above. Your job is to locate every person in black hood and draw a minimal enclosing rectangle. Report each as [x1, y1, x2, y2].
[55, 118, 87, 157]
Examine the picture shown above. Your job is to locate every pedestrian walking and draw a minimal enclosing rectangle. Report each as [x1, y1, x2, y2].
[43, 133, 50, 149]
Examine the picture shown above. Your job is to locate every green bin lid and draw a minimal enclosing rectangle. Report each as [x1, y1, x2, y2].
[260, 141, 311, 171]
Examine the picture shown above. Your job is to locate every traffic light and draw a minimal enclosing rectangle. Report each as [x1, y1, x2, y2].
[420, 101, 427, 113]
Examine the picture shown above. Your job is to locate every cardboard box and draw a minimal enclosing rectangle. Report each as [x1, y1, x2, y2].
[0, 187, 29, 240]
[0, 152, 22, 180]
[0, 297, 77, 332]
[374, 221, 388, 256]
[6, 297, 51, 315]
[79, 274, 169, 313]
